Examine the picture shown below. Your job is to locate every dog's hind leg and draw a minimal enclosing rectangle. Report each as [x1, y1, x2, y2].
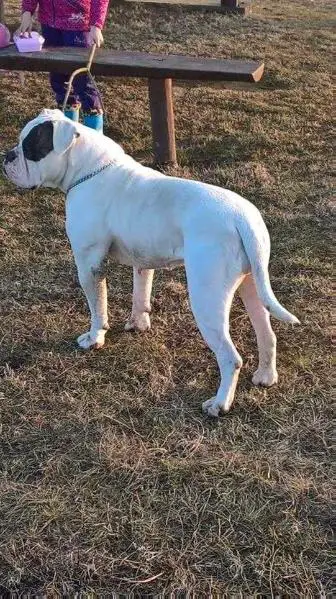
[73, 245, 110, 350]
[125, 268, 154, 332]
[185, 242, 244, 417]
[239, 274, 278, 386]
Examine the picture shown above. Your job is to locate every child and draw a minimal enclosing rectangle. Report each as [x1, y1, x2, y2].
[17, 1, 109, 132]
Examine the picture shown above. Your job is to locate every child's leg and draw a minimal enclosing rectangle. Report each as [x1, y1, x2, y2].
[62, 30, 104, 132]
[41, 25, 80, 120]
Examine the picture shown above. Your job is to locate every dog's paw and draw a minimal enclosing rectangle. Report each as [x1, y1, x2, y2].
[125, 312, 151, 332]
[252, 367, 278, 387]
[77, 330, 106, 350]
[202, 393, 235, 417]
[202, 397, 221, 417]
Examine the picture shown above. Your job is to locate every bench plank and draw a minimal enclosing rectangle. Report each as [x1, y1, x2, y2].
[0, 46, 264, 82]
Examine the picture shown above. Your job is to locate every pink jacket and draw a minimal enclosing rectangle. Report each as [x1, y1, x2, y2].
[22, 0, 109, 31]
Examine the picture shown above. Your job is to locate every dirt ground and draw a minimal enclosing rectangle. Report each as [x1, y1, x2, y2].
[0, 0, 333, 595]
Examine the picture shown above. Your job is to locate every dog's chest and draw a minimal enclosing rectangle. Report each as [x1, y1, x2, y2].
[109, 236, 183, 269]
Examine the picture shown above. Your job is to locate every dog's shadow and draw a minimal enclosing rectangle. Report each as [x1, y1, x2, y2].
[0, 318, 130, 374]
[1, 336, 78, 373]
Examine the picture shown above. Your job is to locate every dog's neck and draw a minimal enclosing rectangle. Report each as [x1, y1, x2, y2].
[57, 131, 136, 194]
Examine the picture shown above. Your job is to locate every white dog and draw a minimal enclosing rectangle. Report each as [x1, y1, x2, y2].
[3, 109, 299, 416]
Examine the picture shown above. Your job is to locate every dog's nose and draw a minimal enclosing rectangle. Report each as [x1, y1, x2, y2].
[4, 149, 17, 164]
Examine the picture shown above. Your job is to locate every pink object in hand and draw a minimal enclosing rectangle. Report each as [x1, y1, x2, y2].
[0, 23, 11, 48]
[14, 31, 45, 53]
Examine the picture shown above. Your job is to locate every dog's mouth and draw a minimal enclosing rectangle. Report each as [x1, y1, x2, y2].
[2, 164, 37, 190]
[1, 154, 37, 190]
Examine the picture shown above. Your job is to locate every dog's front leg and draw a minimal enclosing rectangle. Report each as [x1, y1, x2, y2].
[73, 248, 109, 349]
[125, 268, 154, 332]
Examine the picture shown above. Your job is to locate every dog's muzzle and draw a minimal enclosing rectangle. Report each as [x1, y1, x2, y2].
[2, 149, 36, 189]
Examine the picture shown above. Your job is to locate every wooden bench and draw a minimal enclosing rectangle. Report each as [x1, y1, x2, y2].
[0, 45, 264, 164]
[118, 0, 252, 15]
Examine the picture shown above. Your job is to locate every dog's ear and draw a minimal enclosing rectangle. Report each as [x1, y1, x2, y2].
[52, 119, 80, 155]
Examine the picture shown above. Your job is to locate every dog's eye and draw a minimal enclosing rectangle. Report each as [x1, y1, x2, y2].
[22, 121, 54, 162]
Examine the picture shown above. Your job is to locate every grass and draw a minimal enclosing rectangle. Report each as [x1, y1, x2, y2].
[0, 0, 334, 595]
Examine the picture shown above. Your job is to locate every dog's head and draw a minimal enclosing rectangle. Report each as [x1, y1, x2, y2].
[3, 109, 80, 189]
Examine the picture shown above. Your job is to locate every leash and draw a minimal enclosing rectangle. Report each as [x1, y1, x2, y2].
[61, 42, 112, 195]
[61, 42, 105, 117]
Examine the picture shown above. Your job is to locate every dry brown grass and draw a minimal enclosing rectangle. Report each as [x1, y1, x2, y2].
[0, 0, 334, 595]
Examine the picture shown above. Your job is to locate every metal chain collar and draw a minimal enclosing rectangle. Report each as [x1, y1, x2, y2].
[66, 161, 114, 194]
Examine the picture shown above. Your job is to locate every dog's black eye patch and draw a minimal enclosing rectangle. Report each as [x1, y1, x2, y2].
[22, 121, 54, 162]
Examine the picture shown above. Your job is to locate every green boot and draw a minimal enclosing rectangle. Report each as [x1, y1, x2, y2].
[83, 110, 104, 133]
[60, 104, 80, 122]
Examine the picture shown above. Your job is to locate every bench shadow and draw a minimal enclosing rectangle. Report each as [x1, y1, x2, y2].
[176, 133, 265, 169]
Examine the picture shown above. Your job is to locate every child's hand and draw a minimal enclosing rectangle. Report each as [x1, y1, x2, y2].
[15, 11, 33, 37]
[88, 26, 104, 48]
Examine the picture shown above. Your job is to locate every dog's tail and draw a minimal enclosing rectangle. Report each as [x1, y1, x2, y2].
[235, 207, 300, 324]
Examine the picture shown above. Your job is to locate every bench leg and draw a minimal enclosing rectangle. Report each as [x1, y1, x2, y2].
[148, 78, 177, 166]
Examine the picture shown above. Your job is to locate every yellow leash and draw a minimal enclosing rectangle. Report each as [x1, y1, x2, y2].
[62, 42, 97, 113]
